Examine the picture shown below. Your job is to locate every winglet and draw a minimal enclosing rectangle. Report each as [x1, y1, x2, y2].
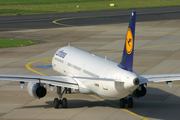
[118, 10, 136, 72]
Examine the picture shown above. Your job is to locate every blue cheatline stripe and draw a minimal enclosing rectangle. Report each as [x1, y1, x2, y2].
[37, 65, 52, 68]
[118, 10, 136, 72]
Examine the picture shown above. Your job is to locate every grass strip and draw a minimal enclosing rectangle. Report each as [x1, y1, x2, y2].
[0, 9, 54, 15]
[0, 0, 110, 5]
[0, 0, 180, 16]
[0, 38, 38, 48]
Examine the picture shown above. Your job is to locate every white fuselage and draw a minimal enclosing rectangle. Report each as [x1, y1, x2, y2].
[52, 46, 139, 100]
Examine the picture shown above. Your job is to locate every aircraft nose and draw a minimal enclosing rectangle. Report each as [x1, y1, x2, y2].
[133, 78, 139, 85]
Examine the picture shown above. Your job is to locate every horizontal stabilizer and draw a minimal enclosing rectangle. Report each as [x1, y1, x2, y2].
[139, 74, 180, 86]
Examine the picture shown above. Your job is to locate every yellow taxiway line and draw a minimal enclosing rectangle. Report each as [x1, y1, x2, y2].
[90, 94, 148, 120]
[53, 10, 180, 28]
[25, 57, 52, 76]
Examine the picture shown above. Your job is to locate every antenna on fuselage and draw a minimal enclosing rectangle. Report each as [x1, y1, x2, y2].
[105, 56, 107, 60]
[68, 43, 71, 46]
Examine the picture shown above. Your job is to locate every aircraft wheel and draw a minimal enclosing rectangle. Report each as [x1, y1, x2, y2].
[54, 98, 59, 109]
[119, 98, 126, 108]
[62, 98, 68, 108]
[128, 98, 133, 108]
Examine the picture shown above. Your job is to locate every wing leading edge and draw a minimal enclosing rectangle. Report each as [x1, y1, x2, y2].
[0, 74, 78, 89]
[0, 74, 124, 90]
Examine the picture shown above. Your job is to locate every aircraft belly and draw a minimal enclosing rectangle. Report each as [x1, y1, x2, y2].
[85, 81, 131, 100]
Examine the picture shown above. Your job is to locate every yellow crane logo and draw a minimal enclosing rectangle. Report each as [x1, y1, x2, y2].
[126, 28, 133, 54]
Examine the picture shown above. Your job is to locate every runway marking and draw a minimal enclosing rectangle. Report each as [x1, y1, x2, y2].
[25, 57, 51, 76]
[53, 10, 180, 27]
[90, 94, 148, 120]
[42, 58, 52, 63]
[52, 11, 180, 38]
[53, 17, 80, 27]
[0, 9, 179, 25]
[121, 109, 148, 120]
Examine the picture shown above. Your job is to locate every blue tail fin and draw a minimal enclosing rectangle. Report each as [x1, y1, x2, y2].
[118, 10, 136, 72]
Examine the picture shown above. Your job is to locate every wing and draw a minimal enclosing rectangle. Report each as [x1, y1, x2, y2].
[73, 76, 124, 82]
[139, 74, 180, 87]
[0, 74, 78, 89]
[0, 74, 125, 90]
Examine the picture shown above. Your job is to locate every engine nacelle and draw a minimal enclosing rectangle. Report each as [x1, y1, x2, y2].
[27, 82, 47, 98]
[130, 85, 147, 98]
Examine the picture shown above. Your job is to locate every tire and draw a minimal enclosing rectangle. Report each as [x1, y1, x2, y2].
[62, 98, 68, 108]
[119, 98, 126, 108]
[54, 98, 59, 109]
[128, 98, 133, 108]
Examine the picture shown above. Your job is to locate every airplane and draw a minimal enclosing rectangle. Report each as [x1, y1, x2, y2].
[1, 10, 180, 109]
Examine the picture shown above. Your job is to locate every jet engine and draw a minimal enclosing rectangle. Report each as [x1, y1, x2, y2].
[27, 82, 47, 98]
[130, 85, 146, 98]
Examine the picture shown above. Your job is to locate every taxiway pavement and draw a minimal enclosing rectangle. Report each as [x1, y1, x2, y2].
[1, 7, 180, 120]
[0, 6, 180, 31]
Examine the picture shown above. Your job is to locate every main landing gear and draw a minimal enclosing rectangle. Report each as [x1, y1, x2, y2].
[119, 97, 133, 108]
[54, 87, 68, 109]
